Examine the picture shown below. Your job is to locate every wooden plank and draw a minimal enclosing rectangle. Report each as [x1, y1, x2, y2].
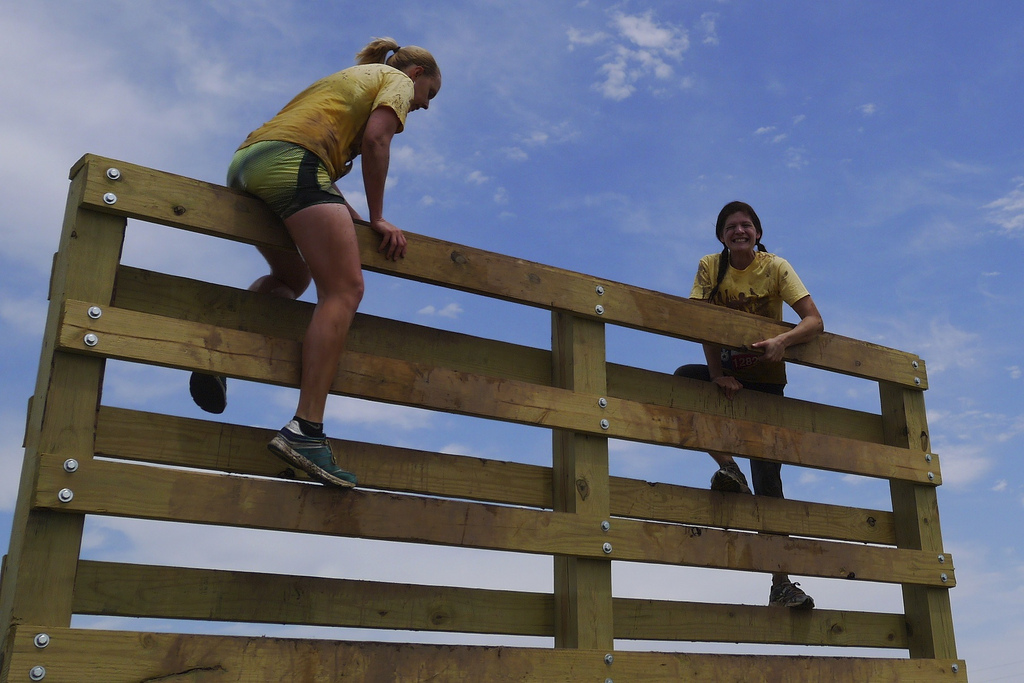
[71, 561, 907, 649]
[610, 477, 896, 545]
[613, 598, 907, 649]
[551, 313, 613, 649]
[59, 300, 940, 484]
[881, 383, 958, 660]
[0, 174, 124, 642]
[113, 265, 554, 386]
[74, 153, 928, 389]
[114, 265, 889, 445]
[73, 561, 552, 637]
[5, 626, 967, 682]
[33, 455, 953, 586]
[95, 407, 896, 544]
[609, 363, 886, 444]
[94, 406, 554, 508]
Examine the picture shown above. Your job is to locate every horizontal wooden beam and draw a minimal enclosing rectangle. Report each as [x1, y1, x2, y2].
[73, 560, 907, 649]
[34, 455, 953, 586]
[73, 561, 552, 637]
[7, 625, 966, 682]
[113, 265, 888, 445]
[60, 300, 940, 484]
[95, 407, 896, 545]
[76, 153, 927, 388]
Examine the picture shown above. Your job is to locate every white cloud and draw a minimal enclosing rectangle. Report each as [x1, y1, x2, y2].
[566, 26, 608, 49]
[466, 170, 490, 185]
[324, 395, 435, 431]
[611, 11, 688, 56]
[571, 10, 690, 101]
[524, 131, 550, 146]
[494, 187, 509, 204]
[0, 295, 47, 337]
[984, 177, 1024, 235]
[937, 443, 993, 487]
[858, 103, 878, 115]
[917, 319, 978, 374]
[992, 479, 1008, 492]
[502, 146, 528, 161]
[699, 12, 719, 46]
[754, 126, 776, 136]
[0, 413, 27, 510]
[418, 303, 464, 319]
[784, 147, 808, 169]
[1009, 366, 1022, 380]
[390, 144, 448, 175]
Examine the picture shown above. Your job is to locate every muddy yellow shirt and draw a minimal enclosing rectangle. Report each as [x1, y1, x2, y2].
[689, 251, 810, 384]
[239, 63, 413, 180]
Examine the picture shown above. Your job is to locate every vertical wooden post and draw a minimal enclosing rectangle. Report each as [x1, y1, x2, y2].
[880, 382, 957, 659]
[551, 312, 613, 650]
[0, 161, 126, 649]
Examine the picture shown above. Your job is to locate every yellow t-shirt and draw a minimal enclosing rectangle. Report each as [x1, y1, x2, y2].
[239, 63, 413, 180]
[689, 251, 810, 384]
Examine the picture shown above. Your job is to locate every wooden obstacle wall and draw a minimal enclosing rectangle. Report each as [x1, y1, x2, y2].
[0, 154, 965, 681]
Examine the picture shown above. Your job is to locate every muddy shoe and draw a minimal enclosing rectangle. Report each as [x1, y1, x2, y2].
[268, 420, 357, 488]
[710, 462, 751, 494]
[769, 581, 815, 609]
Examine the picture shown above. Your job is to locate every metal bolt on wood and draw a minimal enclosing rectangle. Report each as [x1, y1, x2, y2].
[952, 664, 959, 673]
[602, 542, 612, 554]
[912, 360, 919, 369]
[940, 573, 948, 583]
[63, 459, 78, 473]
[29, 666, 46, 681]
[106, 167, 121, 180]
[102, 192, 117, 205]
[914, 377, 921, 385]
[84, 333, 99, 347]
[938, 555, 945, 563]
[927, 472, 935, 481]
[601, 520, 610, 532]
[87, 306, 102, 319]
[598, 397, 607, 408]
[604, 654, 614, 665]
[595, 304, 605, 315]
[925, 453, 932, 463]
[33, 633, 50, 649]
[57, 488, 74, 503]
[600, 419, 609, 430]
[595, 285, 605, 295]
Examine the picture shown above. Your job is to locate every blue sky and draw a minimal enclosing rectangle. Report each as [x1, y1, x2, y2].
[2, 1, 1022, 679]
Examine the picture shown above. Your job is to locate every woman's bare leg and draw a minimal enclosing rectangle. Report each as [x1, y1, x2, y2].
[281, 202, 364, 423]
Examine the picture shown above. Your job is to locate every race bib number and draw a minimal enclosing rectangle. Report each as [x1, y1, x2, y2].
[722, 349, 760, 371]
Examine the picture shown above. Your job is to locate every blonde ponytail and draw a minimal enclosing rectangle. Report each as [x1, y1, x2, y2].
[355, 37, 440, 77]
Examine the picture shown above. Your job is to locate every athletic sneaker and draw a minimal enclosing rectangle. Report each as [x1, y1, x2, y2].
[769, 581, 815, 609]
[267, 420, 357, 488]
[189, 373, 227, 414]
[710, 462, 751, 494]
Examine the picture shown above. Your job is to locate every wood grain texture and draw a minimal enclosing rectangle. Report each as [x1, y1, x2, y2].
[94, 407, 896, 544]
[75, 153, 928, 389]
[6, 626, 967, 683]
[34, 454, 953, 587]
[59, 299, 941, 484]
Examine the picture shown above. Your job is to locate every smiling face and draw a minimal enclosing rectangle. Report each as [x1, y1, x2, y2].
[719, 210, 761, 264]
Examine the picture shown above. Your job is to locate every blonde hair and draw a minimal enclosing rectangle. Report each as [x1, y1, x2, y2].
[355, 37, 440, 78]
